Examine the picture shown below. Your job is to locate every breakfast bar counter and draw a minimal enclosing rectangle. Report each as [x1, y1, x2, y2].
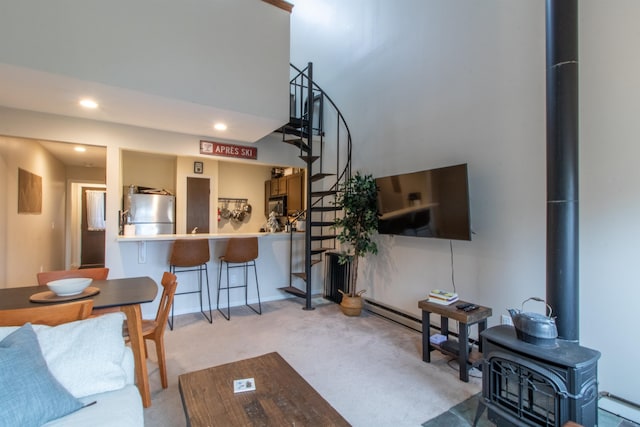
[115, 232, 316, 321]
[116, 231, 304, 242]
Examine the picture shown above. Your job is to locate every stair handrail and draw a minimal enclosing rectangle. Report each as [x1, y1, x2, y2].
[289, 63, 352, 203]
[285, 63, 353, 310]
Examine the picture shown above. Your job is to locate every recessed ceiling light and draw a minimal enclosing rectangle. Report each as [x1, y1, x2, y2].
[74, 146, 87, 152]
[79, 99, 98, 109]
[213, 122, 227, 131]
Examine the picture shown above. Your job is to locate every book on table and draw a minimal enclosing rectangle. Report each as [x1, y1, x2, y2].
[427, 296, 459, 305]
[429, 289, 458, 300]
[428, 289, 458, 304]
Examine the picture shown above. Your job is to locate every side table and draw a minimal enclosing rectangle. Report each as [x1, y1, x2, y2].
[418, 299, 492, 382]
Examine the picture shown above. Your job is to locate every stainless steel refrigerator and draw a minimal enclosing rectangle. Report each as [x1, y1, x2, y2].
[124, 193, 175, 235]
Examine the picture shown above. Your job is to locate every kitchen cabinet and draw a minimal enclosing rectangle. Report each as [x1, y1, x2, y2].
[286, 172, 304, 214]
[264, 171, 305, 217]
[264, 180, 271, 217]
[269, 177, 287, 197]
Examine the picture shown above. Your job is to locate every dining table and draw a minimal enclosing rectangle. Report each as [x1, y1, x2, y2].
[0, 276, 158, 408]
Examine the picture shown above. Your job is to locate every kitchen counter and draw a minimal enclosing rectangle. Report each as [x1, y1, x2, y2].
[116, 231, 304, 242]
[115, 231, 315, 320]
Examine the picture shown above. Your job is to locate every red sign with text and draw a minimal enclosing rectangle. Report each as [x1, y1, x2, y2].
[200, 140, 257, 160]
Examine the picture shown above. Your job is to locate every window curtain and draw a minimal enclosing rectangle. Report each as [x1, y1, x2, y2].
[86, 190, 106, 231]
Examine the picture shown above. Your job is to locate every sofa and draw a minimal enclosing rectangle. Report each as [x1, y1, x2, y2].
[0, 312, 143, 427]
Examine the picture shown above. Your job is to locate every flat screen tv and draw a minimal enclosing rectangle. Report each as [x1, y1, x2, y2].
[375, 163, 471, 240]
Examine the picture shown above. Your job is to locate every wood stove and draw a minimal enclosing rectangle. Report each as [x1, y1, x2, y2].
[477, 325, 600, 427]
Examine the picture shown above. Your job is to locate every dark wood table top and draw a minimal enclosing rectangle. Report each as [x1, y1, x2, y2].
[179, 352, 350, 427]
[0, 277, 158, 310]
[418, 299, 492, 323]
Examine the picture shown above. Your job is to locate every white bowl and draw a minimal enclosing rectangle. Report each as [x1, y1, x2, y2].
[47, 278, 92, 296]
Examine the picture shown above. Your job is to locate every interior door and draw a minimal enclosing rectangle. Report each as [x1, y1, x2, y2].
[187, 177, 210, 233]
[80, 187, 105, 268]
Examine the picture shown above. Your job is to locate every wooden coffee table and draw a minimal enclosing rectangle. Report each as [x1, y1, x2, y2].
[178, 352, 350, 427]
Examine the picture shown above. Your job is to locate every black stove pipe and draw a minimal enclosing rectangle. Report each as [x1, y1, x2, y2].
[545, 0, 579, 342]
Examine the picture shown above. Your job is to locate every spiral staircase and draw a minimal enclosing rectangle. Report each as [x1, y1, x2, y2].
[278, 63, 352, 310]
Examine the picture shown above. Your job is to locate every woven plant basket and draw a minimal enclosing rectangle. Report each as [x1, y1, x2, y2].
[339, 294, 363, 317]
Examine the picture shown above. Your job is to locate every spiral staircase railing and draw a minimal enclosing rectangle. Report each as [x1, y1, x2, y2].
[279, 62, 352, 310]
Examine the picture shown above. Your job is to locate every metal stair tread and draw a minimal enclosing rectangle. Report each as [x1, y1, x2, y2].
[290, 259, 321, 281]
[279, 286, 306, 298]
[310, 221, 334, 227]
[311, 173, 335, 182]
[311, 190, 337, 197]
[311, 205, 342, 212]
[300, 155, 320, 163]
[283, 138, 310, 152]
[311, 234, 336, 241]
[311, 247, 331, 255]
[288, 116, 309, 126]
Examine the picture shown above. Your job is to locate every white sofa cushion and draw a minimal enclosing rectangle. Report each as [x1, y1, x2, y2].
[0, 312, 128, 398]
[36, 312, 128, 398]
[42, 384, 143, 427]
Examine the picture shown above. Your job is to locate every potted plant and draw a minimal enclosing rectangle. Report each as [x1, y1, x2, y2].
[333, 172, 379, 316]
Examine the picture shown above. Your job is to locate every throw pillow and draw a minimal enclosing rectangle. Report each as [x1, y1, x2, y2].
[0, 324, 83, 427]
[35, 312, 128, 398]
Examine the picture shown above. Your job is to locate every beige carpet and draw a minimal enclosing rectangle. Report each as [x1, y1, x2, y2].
[142, 298, 481, 427]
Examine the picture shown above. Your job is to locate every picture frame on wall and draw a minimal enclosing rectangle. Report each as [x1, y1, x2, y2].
[194, 161, 203, 174]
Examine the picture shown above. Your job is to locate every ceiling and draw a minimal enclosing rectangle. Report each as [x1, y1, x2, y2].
[0, 63, 285, 167]
[38, 140, 106, 168]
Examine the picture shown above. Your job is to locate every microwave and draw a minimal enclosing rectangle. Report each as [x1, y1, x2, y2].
[268, 196, 287, 217]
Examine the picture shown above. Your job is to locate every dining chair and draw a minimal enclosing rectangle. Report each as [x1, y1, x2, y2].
[36, 267, 117, 316]
[123, 271, 177, 389]
[0, 300, 94, 326]
[36, 267, 109, 285]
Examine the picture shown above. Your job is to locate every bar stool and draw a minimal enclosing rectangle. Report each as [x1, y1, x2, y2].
[217, 237, 262, 320]
[168, 239, 213, 329]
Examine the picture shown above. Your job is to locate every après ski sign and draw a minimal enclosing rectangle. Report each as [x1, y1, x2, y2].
[200, 140, 257, 160]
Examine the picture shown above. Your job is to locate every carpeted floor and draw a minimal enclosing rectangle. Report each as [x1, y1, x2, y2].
[142, 297, 482, 426]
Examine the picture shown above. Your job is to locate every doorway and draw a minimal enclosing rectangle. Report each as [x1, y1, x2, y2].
[187, 177, 210, 233]
[80, 186, 106, 268]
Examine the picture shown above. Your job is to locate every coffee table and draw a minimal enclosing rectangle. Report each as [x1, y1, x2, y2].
[178, 352, 350, 427]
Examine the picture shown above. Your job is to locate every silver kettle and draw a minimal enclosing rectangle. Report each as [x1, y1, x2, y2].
[508, 297, 558, 347]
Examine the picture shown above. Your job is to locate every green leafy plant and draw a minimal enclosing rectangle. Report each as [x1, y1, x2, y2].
[333, 172, 379, 297]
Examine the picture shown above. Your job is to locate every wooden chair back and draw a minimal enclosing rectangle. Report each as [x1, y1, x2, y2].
[0, 300, 94, 326]
[37, 267, 109, 286]
[155, 272, 178, 327]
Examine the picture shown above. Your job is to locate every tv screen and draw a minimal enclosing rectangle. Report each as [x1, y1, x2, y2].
[375, 163, 471, 240]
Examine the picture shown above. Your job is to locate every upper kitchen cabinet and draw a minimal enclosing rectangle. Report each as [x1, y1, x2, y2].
[264, 169, 305, 215]
[270, 176, 287, 197]
[286, 171, 304, 214]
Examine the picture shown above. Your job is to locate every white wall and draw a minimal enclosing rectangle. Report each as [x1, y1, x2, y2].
[218, 162, 273, 233]
[291, 0, 640, 404]
[580, 0, 640, 404]
[0, 137, 67, 285]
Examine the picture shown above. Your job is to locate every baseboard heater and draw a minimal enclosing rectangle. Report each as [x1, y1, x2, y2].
[363, 298, 423, 332]
[363, 298, 479, 347]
